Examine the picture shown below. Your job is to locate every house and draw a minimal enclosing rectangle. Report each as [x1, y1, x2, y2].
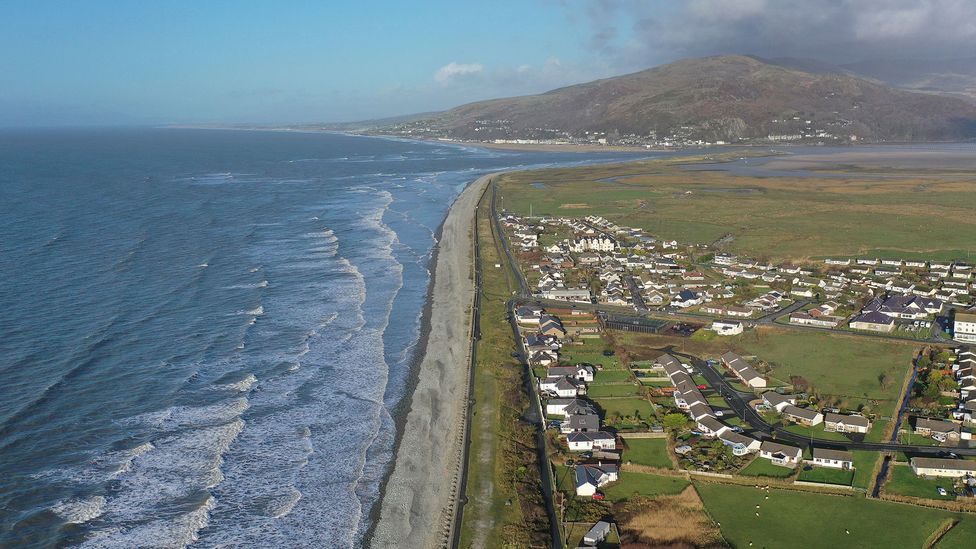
[546, 398, 597, 418]
[849, 311, 896, 333]
[823, 413, 871, 434]
[955, 312, 976, 344]
[720, 351, 767, 388]
[789, 311, 841, 328]
[541, 288, 592, 303]
[782, 404, 824, 426]
[812, 447, 854, 469]
[567, 431, 617, 451]
[711, 319, 744, 336]
[583, 520, 612, 546]
[547, 364, 595, 382]
[759, 441, 802, 467]
[911, 457, 976, 478]
[540, 376, 582, 398]
[672, 289, 703, 308]
[914, 417, 961, 440]
[529, 350, 558, 366]
[718, 431, 761, 456]
[575, 463, 619, 496]
[562, 413, 601, 433]
[514, 305, 544, 324]
[696, 416, 730, 438]
[761, 391, 796, 412]
[688, 402, 715, 422]
[865, 295, 943, 319]
[538, 315, 567, 338]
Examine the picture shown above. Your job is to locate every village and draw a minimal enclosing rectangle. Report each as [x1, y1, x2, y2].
[499, 208, 976, 547]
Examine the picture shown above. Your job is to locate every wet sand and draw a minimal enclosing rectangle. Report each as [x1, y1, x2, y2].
[369, 173, 492, 549]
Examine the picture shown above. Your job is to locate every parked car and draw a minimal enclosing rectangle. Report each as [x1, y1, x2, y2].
[730, 425, 744, 433]
[591, 492, 605, 501]
[714, 410, 725, 417]
[938, 487, 948, 496]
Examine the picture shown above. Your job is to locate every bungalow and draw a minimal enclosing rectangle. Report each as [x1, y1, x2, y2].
[540, 376, 582, 398]
[824, 413, 871, 434]
[673, 383, 707, 410]
[575, 463, 619, 496]
[672, 289, 703, 308]
[849, 311, 896, 333]
[688, 402, 715, 422]
[789, 311, 840, 328]
[541, 288, 592, 303]
[812, 447, 854, 469]
[696, 416, 730, 438]
[514, 304, 544, 324]
[914, 417, 961, 440]
[761, 391, 796, 412]
[720, 351, 767, 388]
[911, 457, 976, 478]
[759, 441, 802, 467]
[782, 404, 824, 426]
[529, 350, 559, 366]
[567, 431, 617, 451]
[547, 364, 595, 382]
[711, 319, 744, 336]
[538, 316, 567, 338]
[718, 431, 761, 456]
[583, 521, 612, 546]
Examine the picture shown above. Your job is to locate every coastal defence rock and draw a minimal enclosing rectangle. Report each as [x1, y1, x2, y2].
[370, 173, 492, 549]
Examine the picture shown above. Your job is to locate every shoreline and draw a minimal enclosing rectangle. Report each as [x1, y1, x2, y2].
[368, 172, 495, 548]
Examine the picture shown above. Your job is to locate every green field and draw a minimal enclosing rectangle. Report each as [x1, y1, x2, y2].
[697, 482, 973, 549]
[737, 330, 916, 415]
[782, 422, 851, 442]
[602, 471, 690, 502]
[623, 438, 673, 468]
[738, 457, 796, 478]
[586, 383, 642, 398]
[936, 519, 976, 549]
[852, 451, 881, 490]
[559, 337, 622, 369]
[497, 158, 976, 260]
[797, 465, 855, 486]
[885, 465, 956, 501]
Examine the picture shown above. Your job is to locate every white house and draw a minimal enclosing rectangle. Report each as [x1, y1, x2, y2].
[671, 290, 703, 308]
[567, 431, 616, 451]
[824, 413, 871, 434]
[540, 376, 581, 398]
[547, 364, 595, 382]
[711, 319, 744, 336]
[718, 431, 761, 456]
[955, 312, 976, 344]
[812, 447, 853, 469]
[911, 457, 976, 478]
[761, 392, 796, 413]
[575, 463, 619, 496]
[759, 441, 802, 467]
[721, 352, 766, 389]
[782, 405, 824, 426]
[583, 521, 611, 546]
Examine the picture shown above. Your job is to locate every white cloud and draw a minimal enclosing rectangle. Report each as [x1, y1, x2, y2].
[434, 62, 484, 84]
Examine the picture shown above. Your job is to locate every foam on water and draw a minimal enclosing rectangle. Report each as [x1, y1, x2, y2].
[51, 496, 106, 524]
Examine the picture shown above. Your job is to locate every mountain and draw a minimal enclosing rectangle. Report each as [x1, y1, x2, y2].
[840, 57, 976, 100]
[388, 55, 976, 143]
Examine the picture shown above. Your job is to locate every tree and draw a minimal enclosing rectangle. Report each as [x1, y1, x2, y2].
[663, 413, 689, 432]
[879, 373, 892, 390]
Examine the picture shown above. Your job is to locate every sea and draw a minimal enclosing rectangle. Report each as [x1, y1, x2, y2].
[0, 128, 655, 548]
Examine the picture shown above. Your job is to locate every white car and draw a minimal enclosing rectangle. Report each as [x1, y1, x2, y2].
[938, 487, 948, 496]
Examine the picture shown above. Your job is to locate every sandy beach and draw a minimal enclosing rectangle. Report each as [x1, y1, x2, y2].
[369, 173, 493, 548]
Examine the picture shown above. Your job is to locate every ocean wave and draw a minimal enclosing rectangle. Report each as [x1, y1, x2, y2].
[266, 488, 302, 519]
[219, 374, 257, 392]
[51, 495, 106, 525]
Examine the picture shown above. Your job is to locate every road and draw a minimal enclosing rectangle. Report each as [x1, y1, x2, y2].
[626, 276, 649, 312]
[689, 353, 976, 456]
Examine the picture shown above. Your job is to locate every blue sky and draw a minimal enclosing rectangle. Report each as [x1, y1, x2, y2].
[3, 1, 973, 126]
[0, 1, 645, 126]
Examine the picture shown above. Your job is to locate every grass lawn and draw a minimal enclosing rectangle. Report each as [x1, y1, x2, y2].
[586, 383, 642, 398]
[738, 457, 796, 479]
[936, 519, 976, 549]
[623, 438, 673, 468]
[595, 397, 655, 421]
[603, 471, 689, 502]
[559, 337, 622, 369]
[884, 464, 957, 501]
[696, 482, 972, 549]
[852, 451, 882, 490]
[595, 369, 633, 383]
[782, 423, 851, 442]
[797, 464, 855, 486]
